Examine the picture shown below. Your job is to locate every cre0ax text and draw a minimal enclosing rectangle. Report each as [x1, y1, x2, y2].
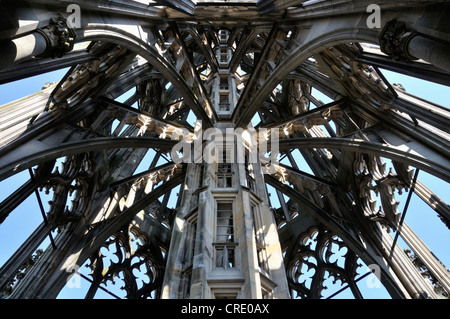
[181, 303, 270, 316]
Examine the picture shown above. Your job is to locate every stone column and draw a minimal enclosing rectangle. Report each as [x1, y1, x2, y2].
[0, 32, 48, 69]
[407, 35, 450, 72]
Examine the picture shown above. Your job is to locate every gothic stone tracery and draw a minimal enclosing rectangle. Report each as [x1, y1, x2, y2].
[0, 1, 449, 300]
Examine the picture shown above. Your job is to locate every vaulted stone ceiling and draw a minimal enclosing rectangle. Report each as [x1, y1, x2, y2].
[0, 1, 449, 299]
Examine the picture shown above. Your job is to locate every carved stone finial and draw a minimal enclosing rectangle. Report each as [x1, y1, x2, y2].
[379, 20, 418, 62]
[36, 17, 76, 58]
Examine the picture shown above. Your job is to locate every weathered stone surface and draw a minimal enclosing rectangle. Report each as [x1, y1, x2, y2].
[0, 1, 449, 300]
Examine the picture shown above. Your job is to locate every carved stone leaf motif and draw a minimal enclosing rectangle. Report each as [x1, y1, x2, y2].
[354, 154, 409, 230]
[38, 153, 96, 228]
[316, 44, 395, 111]
[52, 43, 130, 109]
[271, 163, 333, 209]
[287, 226, 362, 299]
[1, 249, 44, 297]
[116, 164, 182, 228]
[404, 249, 449, 298]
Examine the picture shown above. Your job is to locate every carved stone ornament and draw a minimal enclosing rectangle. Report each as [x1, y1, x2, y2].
[40, 153, 96, 227]
[36, 17, 76, 58]
[287, 226, 362, 299]
[85, 226, 165, 299]
[379, 20, 418, 62]
[2, 2, 449, 300]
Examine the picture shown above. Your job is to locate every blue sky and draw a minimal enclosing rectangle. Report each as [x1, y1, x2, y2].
[0, 65, 448, 299]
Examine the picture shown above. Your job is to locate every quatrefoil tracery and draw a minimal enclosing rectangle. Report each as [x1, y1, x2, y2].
[287, 226, 362, 299]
